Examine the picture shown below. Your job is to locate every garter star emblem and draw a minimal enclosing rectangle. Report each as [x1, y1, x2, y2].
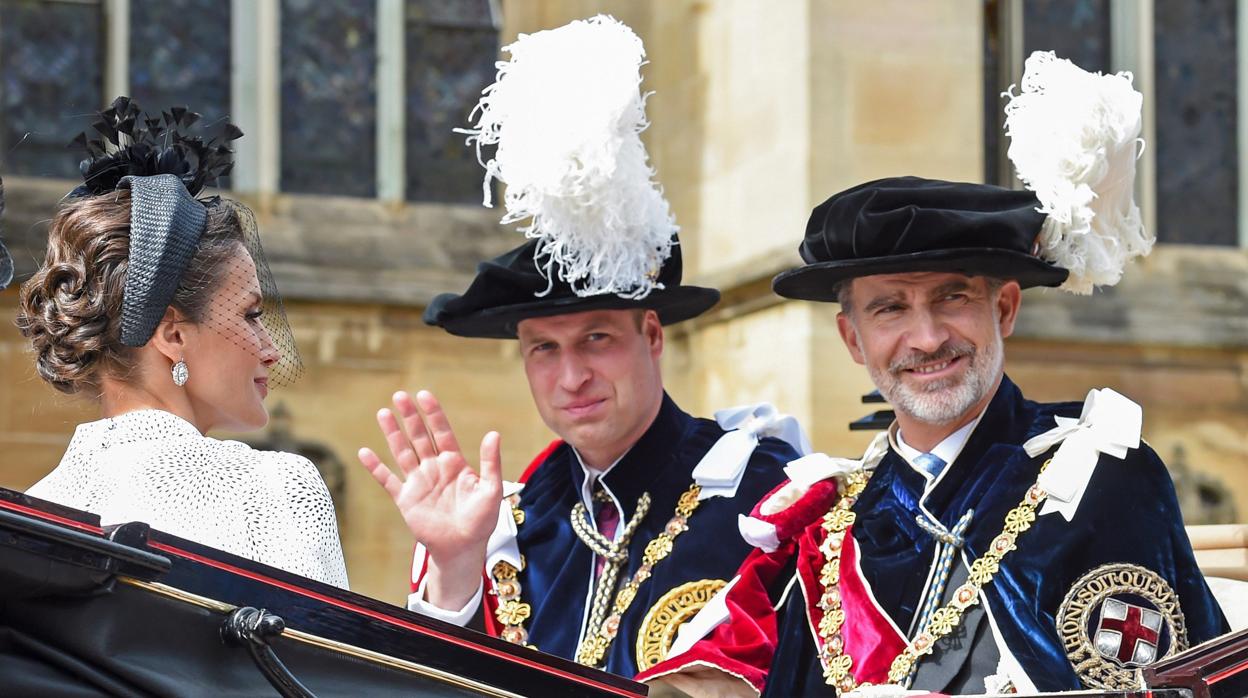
[635, 578, 726, 670]
[1057, 563, 1187, 690]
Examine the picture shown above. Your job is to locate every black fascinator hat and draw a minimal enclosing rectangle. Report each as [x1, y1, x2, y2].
[62, 97, 303, 385]
[69, 96, 240, 200]
[771, 177, 1069, 302]
[424, 238, 719, 339]
[68, 96, 243, 347]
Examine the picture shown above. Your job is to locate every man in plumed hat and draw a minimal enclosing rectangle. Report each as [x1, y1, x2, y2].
[638, 53, 1227, 696]
[358, 16, 804, 678]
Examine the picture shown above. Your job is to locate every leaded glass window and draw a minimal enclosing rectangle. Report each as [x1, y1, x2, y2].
[1022, 0, 1111, 74]
[0, 0, 104, 179]
[280, 0, 377, 197]
[1154, 0, 1238, 246]
[983, 0, 1111, 187]
[404, 0, 498, 203]
[983, 0, 1008, 186]
[129, 0, 231, 187]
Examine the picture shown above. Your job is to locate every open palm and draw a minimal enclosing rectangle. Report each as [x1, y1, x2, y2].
[358, 390, 502, 562]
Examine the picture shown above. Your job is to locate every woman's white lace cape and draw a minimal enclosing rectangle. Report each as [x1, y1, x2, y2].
[26, 409, 349, 589]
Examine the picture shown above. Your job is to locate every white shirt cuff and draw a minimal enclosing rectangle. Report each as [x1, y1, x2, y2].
[406, 578, 484, 627]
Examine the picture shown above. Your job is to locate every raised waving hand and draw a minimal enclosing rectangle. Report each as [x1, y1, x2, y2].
[358, 390, 501, 609]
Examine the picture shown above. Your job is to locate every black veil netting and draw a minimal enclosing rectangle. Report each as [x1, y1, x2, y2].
[69, 96, 303, 386]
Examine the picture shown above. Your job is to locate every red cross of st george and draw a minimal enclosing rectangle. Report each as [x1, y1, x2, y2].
[1101, 604, 1160, 663]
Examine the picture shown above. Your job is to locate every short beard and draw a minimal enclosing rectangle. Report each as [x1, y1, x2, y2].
[867, 331, 1004, 425]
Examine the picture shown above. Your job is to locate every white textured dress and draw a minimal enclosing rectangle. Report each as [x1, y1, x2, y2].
[26, 409, 349, 589]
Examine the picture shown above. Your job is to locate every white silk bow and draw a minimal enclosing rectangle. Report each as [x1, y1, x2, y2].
[693, 403, 812, 500]
[1022, 388, 1141, 521]
[737, 433, 890, 552]
[782, 432, 890, 490]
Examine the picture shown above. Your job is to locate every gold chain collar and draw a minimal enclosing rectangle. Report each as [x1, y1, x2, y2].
[489, 483, 704, 669]
[491, 492, 533, 647]
[576, 483, 702, 667]
[817, 460, 1051, 693]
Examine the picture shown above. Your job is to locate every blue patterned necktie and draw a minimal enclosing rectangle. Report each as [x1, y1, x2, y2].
[909, 452, 971, 688]
[914, 452, 947, 479]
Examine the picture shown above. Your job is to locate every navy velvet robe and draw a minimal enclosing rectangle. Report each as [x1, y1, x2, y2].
[763, 376, 1228, 696]
[517, 393, 796, 678]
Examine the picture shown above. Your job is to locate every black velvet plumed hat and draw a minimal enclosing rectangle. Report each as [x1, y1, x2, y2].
[427, 16, 720, 339]
[776, 51, 1158, 302]
[424, 238, 719, 339]
[772, 177, 1069, 302]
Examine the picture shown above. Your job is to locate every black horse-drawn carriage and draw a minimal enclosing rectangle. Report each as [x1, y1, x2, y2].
[1, 485, 1246, 697]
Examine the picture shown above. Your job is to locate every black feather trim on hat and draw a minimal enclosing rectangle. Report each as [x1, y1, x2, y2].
[67, 96, 242, 199]
[60, 97, 245, 346]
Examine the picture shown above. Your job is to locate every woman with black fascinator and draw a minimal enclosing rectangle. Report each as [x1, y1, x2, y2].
[15, 98, 348, 589]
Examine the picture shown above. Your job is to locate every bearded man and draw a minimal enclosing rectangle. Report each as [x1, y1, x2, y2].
[637, 175, 1228, 696]
[637, 50, 1231, 697]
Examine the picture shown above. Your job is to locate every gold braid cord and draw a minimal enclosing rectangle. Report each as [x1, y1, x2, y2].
[573, 490, 652, 654]
[817, 460, 1051, 693]
[575, 484, 703, 667]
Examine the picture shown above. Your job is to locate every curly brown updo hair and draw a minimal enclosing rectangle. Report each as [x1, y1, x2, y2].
[16, 192, 246, 395]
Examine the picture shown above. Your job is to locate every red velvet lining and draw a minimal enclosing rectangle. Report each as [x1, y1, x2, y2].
[410, 544, 425, 592]
[520, 439, 563, 483]
[794, 521, 906, 685]
[636, 542, 796, 692]
[836, 525, 907, 683]
[638, 482, 918, 693]
[748, 479, 841, 543]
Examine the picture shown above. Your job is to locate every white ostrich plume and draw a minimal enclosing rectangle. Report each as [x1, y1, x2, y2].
[1004, 51, 1151, 294]
[458, 14, 674, 299]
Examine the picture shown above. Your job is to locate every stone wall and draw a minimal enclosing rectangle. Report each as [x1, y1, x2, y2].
[0, 0, 1244, 601]
[499, 0, 1248, 524]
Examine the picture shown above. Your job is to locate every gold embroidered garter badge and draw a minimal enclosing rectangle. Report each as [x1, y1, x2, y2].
[1056, 563, 1188, 690]
[635, 578, 727, 670]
